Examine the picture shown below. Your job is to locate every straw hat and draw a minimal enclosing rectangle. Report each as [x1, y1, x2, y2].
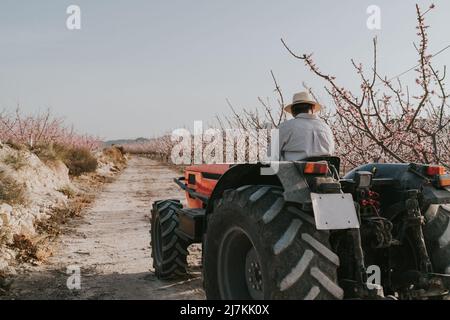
[284, 91, 321, 114]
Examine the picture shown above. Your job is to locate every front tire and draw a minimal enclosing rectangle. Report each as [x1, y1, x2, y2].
[151, 200, 189, 279]
[203, 185, 343, 300]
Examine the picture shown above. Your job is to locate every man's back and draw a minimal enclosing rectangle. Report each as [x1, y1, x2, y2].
[279, 114, 335, 161]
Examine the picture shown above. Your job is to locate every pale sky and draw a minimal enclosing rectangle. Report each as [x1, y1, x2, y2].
[1, 0, 449, 140]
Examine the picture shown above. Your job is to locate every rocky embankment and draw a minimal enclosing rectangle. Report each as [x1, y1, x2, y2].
[0, 144, 127, 280]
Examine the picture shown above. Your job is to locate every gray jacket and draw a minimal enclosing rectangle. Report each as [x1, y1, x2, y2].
[278, 114, 335, 161]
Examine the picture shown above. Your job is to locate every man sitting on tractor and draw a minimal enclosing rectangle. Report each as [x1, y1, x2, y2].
[278, 91, 335, 161]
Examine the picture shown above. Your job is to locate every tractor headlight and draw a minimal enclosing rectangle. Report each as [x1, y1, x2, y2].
[355, 171, 373, 189]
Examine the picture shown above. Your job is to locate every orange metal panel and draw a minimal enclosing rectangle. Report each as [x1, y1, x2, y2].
[184, 164, 230, 208]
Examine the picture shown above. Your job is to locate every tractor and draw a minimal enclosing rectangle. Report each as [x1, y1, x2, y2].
[150, 157, 450, 299]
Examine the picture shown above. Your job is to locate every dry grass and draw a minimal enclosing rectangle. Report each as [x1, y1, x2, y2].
[103, 146, 126, 165]
[0, 170, 27, 205]
[35, 194, 94, 238]
[4, 140, 27, 151]
[32, 143, 66, 162]
[3, 153, 27, 170]
[57, 185, 77, 199]
[33, 143, 98, 176]
[65, 147, 98, 176]
[12, 234, 53, 264]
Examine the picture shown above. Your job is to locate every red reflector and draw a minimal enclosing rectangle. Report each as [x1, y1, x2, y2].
[304, 162, 328, 174]
[426, 166, 446, 176]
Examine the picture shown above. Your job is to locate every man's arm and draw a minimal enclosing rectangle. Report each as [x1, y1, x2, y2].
[278, 122, 291, 160]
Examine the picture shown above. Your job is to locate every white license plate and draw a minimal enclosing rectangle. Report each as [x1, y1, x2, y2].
[310, 193, 360, 230]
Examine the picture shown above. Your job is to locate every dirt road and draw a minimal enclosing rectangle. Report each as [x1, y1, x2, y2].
[4, 157, 205, 300]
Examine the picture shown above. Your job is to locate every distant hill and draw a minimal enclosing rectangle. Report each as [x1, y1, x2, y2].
[103, 137, 149, 146]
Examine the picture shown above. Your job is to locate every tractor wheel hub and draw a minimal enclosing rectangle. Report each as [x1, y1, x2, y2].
[245, 247, 264, 299]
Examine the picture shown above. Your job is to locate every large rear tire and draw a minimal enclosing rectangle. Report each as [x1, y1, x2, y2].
[150, 200, 189, 279]
[204, 185, 344, 300]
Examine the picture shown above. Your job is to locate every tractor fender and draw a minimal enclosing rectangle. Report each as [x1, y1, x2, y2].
[206, 162, 311, 214]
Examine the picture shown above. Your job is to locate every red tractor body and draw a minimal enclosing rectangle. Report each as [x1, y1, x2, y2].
[183, 164, 229, 208]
